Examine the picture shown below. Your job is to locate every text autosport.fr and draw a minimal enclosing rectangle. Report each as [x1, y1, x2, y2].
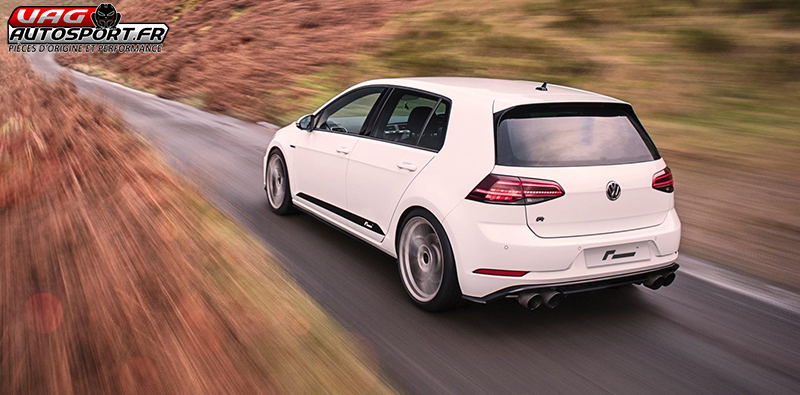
[8, 25, 167, 44]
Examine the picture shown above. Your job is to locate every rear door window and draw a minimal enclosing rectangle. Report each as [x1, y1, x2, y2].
[495, 103, 659, 167]
[418, 101, 449, 151]
[370, 89, 450, 151]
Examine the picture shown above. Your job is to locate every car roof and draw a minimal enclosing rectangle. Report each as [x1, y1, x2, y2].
[355, 77, 627, 112]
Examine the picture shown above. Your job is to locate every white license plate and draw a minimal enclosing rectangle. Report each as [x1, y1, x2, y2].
[585, 242, 651, 268]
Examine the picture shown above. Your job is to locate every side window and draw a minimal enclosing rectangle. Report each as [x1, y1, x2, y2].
[371, 90, 439, 146]
[417, 101, 449, 151]
[315, 87, 384, 134]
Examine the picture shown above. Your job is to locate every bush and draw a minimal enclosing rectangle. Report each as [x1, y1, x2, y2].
[550, 0, 603, 30]
[677, 28, 736, 54]
[757, 43, 800, 81]
[738, 0, 800, 26]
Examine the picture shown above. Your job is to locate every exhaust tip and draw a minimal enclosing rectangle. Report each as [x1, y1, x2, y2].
[644, 275, 664, 290]
[663, 272, 676, 287]
[518, 292, 543, 310]
[541, 290, 564, 309]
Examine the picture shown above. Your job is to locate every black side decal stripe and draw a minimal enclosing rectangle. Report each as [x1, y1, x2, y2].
[296, 192, 385, 236]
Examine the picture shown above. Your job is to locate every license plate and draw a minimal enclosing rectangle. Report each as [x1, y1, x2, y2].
[585, 242, 651, 268]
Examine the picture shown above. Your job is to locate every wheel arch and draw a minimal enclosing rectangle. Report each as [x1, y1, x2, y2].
[264, 125, 300, 190]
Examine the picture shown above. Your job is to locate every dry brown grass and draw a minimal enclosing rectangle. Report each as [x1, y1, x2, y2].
[0, 50, 394, 394]
[57, 0, 419, 121]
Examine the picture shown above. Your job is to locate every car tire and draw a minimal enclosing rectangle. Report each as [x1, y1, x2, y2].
[397, 209, 462, 311]
[265, 149, 293, 215]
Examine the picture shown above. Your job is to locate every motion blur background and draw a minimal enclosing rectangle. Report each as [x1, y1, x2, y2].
[1, 0, 799, 394]
[54, 0, 800, 289]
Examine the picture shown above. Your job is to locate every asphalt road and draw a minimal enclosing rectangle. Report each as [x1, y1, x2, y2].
[29, 52, 800, 395]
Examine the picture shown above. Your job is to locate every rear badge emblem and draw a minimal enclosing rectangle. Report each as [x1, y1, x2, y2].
[606, 181, 621, 201]
[602, 249, 637, 261]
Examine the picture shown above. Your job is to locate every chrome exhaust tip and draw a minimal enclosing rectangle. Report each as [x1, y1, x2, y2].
[517, 291, 543, 310]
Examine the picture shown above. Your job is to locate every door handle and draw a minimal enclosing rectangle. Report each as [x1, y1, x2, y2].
[336, 146, 351, 155]
[397, 162, 417, 172]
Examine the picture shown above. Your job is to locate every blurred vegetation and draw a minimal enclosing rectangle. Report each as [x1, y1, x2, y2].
[738, 0, 800, 25]
[1, 47, 395, 394]
[10, 0, 800, 287]
[677, 28, 736, 53]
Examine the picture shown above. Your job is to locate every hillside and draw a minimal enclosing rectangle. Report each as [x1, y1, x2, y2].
[56, 0, 420, 120]
[55, 0, 800, 289]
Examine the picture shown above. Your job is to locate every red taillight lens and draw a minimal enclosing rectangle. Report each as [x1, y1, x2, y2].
[467, 174, 564, 205]
[467, 174, 524, 203]
[520, 178, 566, 203]
[653, 167, 674, 193]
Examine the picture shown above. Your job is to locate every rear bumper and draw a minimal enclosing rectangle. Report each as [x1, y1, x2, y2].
[463, 263, 679, 303]
[443, 200, 681, 299]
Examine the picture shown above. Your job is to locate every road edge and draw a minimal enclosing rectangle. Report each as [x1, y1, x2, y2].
[679, 255, 800, 314]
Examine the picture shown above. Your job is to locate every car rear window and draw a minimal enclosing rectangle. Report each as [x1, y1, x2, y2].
[495, 103, 660, 167]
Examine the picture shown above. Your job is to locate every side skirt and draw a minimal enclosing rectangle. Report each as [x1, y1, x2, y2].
[296, 192, 385, 236]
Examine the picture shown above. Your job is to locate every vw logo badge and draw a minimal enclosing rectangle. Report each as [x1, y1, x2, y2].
[606, 181, 621, 201]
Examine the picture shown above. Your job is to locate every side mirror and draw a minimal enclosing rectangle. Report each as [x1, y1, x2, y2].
[296, 114, 314, 131]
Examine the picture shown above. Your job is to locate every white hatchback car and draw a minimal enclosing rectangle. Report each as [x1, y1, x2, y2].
[264, 78, 681, 311]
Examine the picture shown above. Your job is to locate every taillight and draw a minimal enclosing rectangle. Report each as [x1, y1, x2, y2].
[653, 167, 674, 193]
[467, 174, 564, 205]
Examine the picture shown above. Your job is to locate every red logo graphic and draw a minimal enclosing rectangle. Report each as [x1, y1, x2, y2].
[8, 7, 95, 27]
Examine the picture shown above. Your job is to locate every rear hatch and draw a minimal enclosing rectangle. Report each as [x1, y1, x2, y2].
[493, 103, 673, 238]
